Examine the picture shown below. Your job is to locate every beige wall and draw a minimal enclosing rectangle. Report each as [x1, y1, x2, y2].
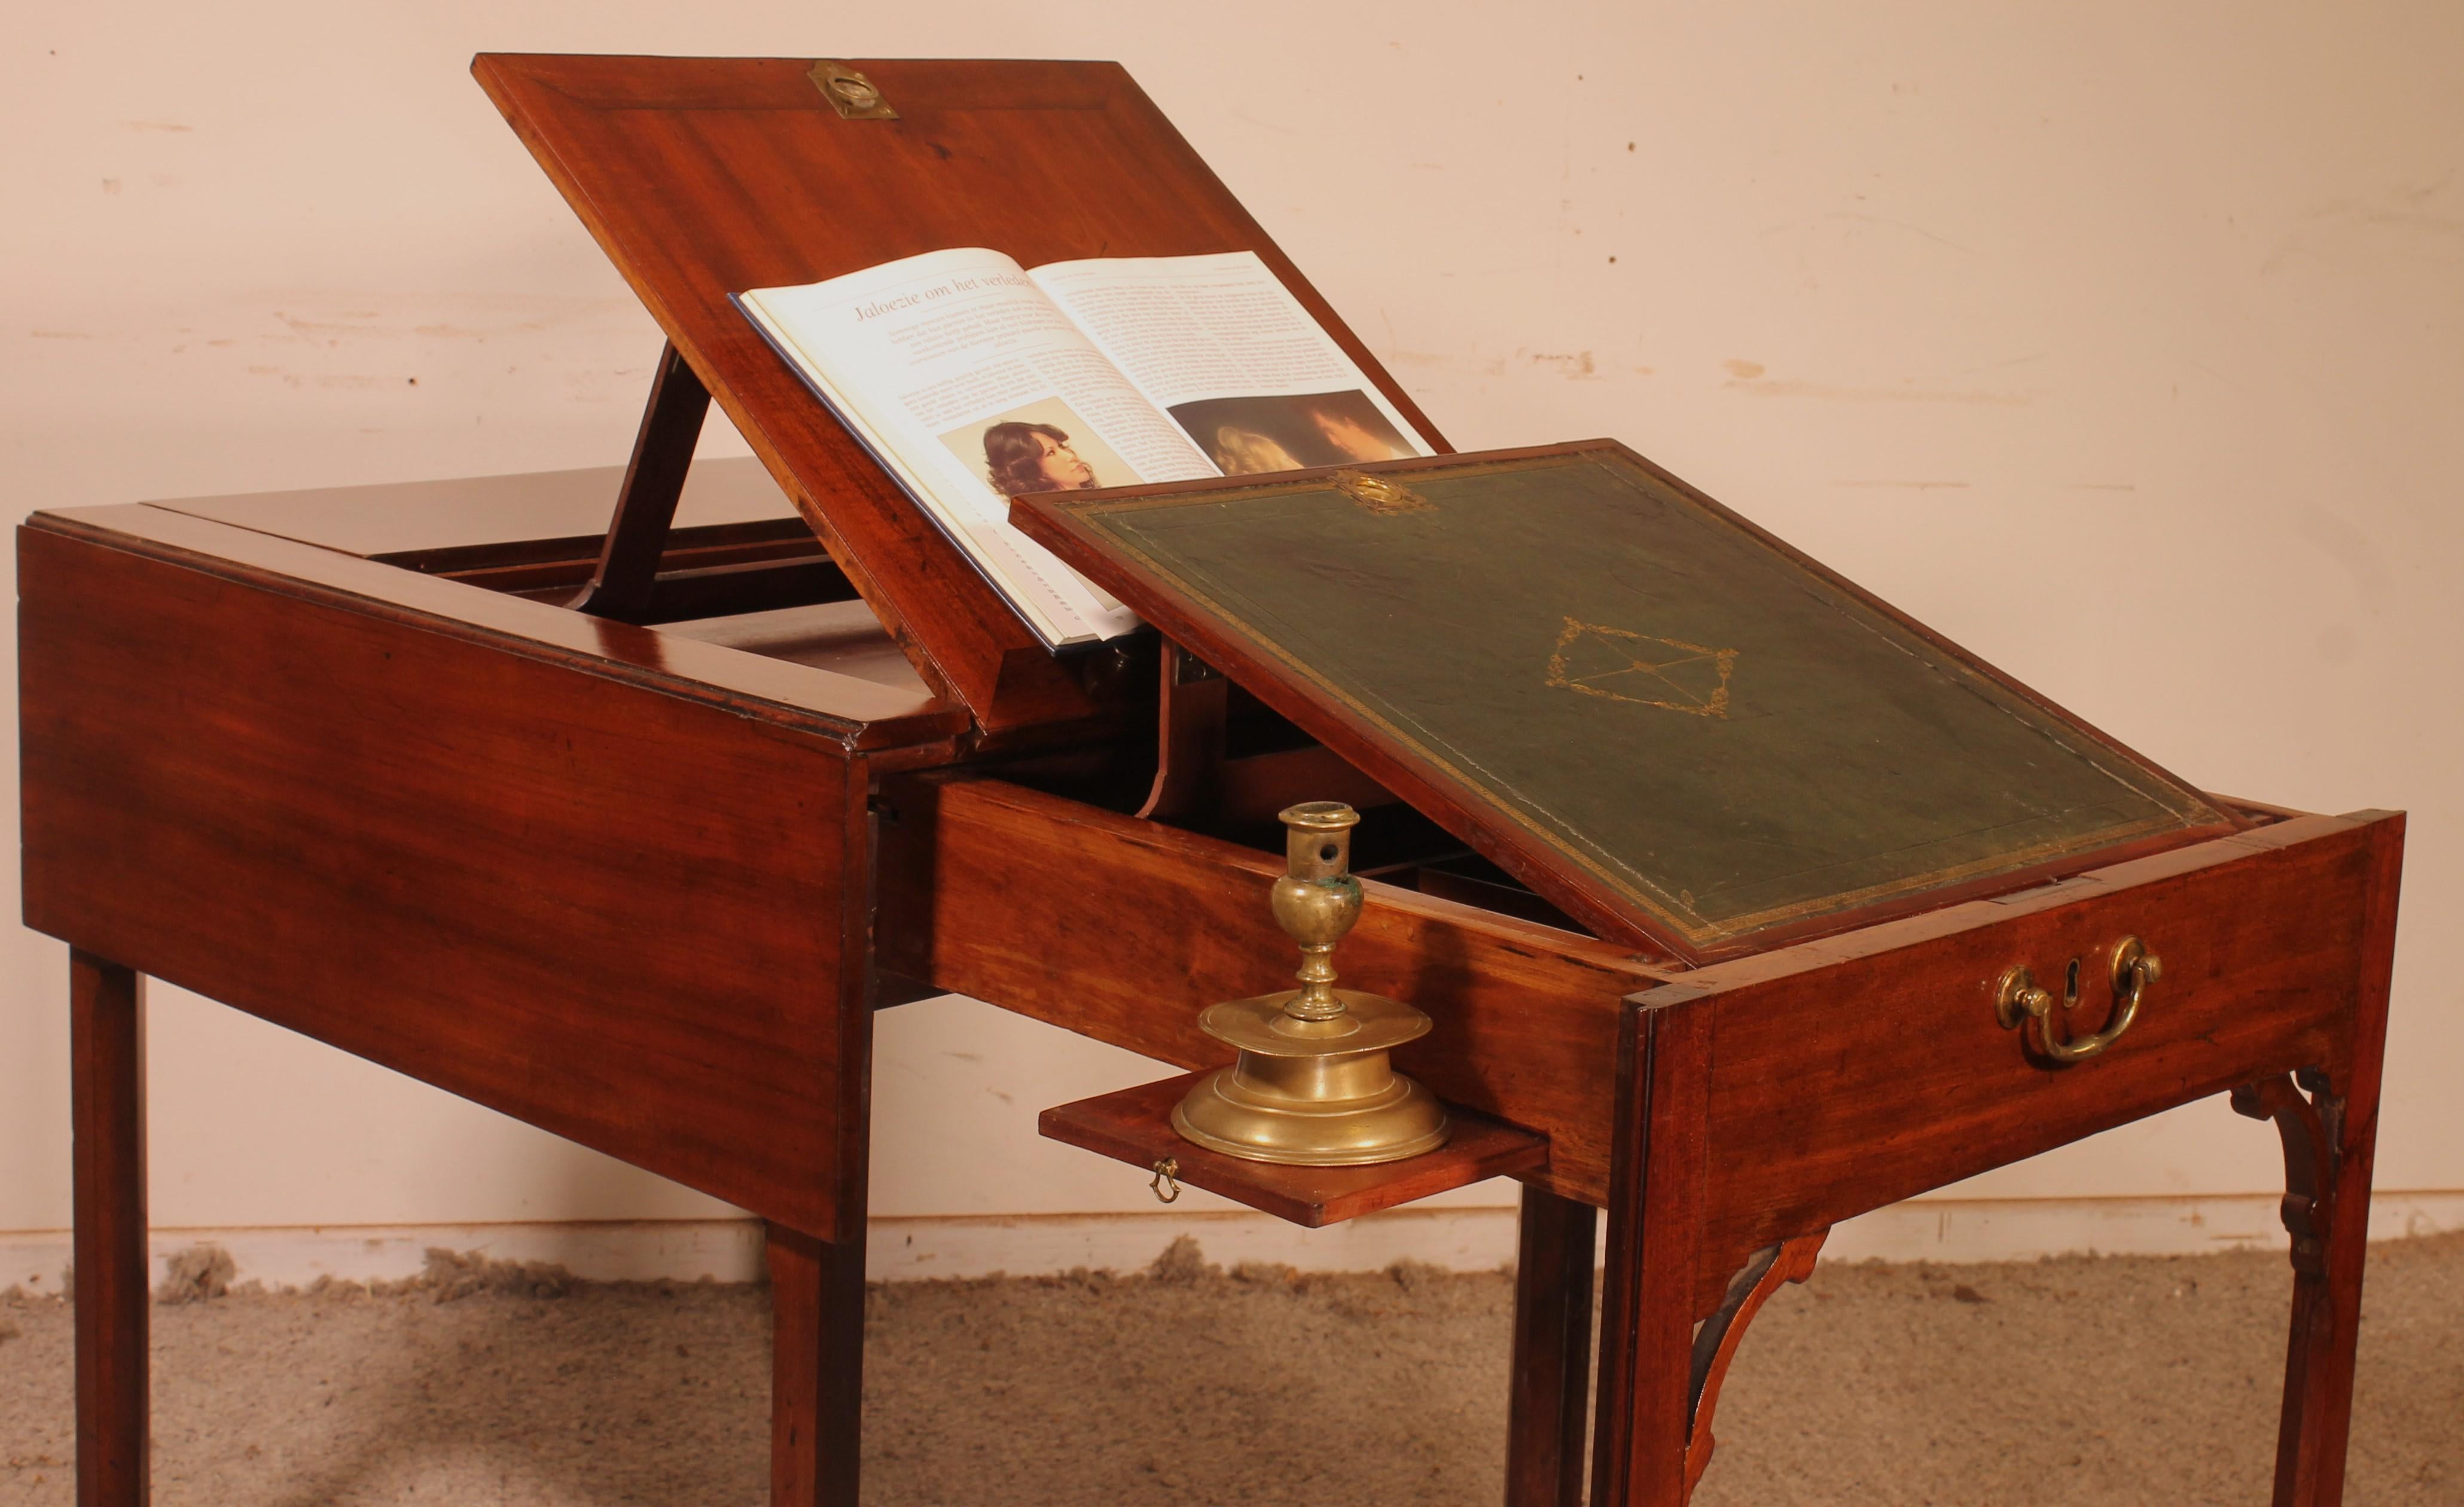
[3, 2, 2457, 1244]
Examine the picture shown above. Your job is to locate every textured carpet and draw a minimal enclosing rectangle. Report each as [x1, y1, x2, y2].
[1, 1232, 2456, 1505]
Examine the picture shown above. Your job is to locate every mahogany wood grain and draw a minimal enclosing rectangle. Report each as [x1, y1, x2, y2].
[1672, 811, 2399, 1314]
[569, 340, 712, 622]
[1135, 642, 1226, 821]
[875, 773, 1664, 1206]
[20, 523, 885, 1238]
[767, 1223, 867, 1507]
[472, 54, 1451, 732]
[1037, 1072, 1546, 1227]
[577, 553, 861, 626]
[1137, 644, 1393, 825]
[1590, 998, 1714, 1507]
[1504, 1184, 1596, 1507]
[26, 507, 962, 747]
[69, 950, 147, 1507]
[1213, 745, 1400, 828]
[657, 599, 934, 696]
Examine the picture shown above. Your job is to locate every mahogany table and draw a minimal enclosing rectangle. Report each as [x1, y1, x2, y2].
[18, 53, 2405, 1507]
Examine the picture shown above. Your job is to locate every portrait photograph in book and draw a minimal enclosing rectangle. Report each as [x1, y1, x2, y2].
[938, 396, 1137, 499]
[1168, 388, 1416, 474]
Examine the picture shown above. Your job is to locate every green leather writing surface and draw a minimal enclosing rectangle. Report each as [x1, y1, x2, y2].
[1016, 445, 2227, 956]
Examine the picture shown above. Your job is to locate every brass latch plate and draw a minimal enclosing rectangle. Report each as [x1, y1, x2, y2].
[810, 61, 897, 120]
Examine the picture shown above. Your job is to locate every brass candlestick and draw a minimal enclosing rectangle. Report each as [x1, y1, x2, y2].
[1172, 801, 1450, 1166]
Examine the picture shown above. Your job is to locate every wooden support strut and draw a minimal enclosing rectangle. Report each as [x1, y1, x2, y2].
[1138, 639, 1397, 827]
[1137, 640, 1227, 821]
[567, 341, 862, 624]
[569, 340, 711, 623]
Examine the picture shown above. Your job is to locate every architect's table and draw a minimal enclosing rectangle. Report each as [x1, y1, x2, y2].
[19, 461, 2403, 1506]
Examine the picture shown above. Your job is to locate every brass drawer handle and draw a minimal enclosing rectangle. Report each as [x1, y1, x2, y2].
[1996, 936, 2161, 1063]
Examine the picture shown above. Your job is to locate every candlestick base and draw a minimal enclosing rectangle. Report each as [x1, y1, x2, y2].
[1172, 988, 1449, 1166]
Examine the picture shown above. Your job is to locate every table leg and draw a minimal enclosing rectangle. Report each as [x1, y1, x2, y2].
[767, 1221, 866, 1507]
[70, 948, 149, 1507]
[2234, 1062, 2385, 1507]
[1504, 1183, 1596, 1507]
[2268, 1078, 2377, 1507]
[2245, 815, 2402, 1507]
[1590, 1000, 1713, 1507]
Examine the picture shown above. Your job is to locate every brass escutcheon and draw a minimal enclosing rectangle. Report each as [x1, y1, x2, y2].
[1333, 469, 1431, 516]
[1995, 935, 2160, 1063]
[810, 61, 898, 120]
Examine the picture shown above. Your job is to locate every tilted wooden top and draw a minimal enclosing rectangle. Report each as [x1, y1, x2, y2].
[1013, 442, 2240, 962]
[472, 53, 1446, 735]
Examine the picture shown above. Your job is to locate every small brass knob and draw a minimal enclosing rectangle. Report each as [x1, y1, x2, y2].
[1995, 966, 2054, 1030]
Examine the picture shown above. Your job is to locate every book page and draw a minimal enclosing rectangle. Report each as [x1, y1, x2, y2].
[1029, 252, 1434, 477]
[740, 248, 1212, 646]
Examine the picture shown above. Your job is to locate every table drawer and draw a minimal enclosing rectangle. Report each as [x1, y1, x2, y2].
[1681, 809, 2402, 1283]
[874, 773, 1661, 1205]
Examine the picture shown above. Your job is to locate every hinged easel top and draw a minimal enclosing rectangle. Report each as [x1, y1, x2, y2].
[1014, 443, 2243, 962]
[474, 53, 1447, 734]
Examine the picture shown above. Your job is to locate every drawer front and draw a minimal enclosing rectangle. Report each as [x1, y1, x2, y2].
[875, 774, 1658, 1204]
[1684, 810, 2401, 1292]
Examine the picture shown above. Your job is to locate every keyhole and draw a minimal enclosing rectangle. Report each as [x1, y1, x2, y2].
[2063, 957, 2081, 1008]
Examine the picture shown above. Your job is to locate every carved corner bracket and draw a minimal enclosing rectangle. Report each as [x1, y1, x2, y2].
[2231, 1067, 2344, 1278]
[1685, 1228, 1828, 1493]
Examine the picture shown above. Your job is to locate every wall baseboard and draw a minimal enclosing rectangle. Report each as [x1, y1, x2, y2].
[3, 1191, 2457, 1295]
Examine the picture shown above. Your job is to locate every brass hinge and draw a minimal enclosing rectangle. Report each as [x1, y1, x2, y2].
[810, 61, 897, 120]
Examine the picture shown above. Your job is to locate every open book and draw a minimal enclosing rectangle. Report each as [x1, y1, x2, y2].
[735, 249, 1433, 648]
